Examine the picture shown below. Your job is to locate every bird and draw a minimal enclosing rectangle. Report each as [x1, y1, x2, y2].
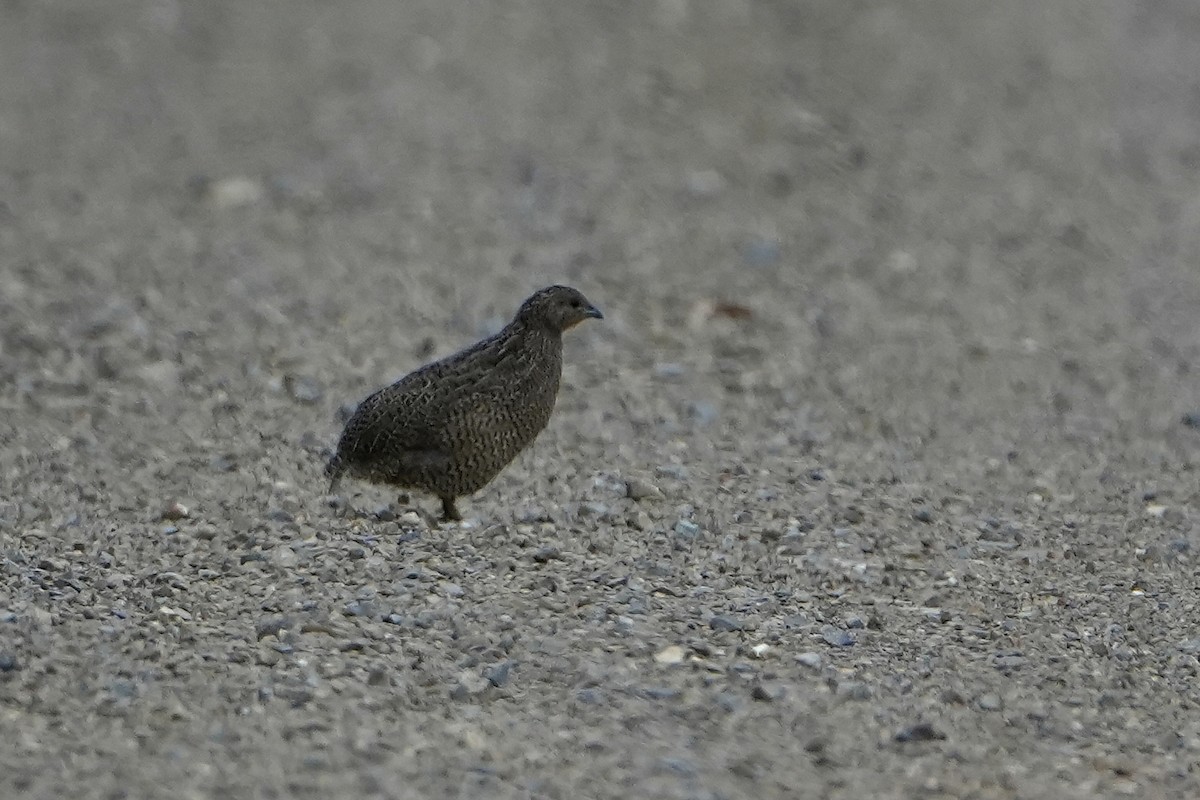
[326, 285, 603, 521]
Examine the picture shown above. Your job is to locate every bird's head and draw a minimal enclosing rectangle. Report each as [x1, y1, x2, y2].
[516, 285, 603, 333]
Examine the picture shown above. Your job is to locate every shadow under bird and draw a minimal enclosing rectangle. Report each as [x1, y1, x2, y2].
[326, 285, 604, 521]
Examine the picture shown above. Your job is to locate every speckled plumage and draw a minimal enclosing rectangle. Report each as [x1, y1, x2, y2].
[326, 285, 603, 520]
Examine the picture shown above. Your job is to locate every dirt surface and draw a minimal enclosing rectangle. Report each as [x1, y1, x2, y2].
[5, 2, 1200, 798]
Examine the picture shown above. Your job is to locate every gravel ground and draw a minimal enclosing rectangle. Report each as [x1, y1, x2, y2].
[5, 2, 1200, 798]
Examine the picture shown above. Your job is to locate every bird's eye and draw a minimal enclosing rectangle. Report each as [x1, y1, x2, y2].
[571, 300, 581, 308]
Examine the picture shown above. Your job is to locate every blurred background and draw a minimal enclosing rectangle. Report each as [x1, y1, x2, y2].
[3, 1, 1199, 438]
[5, 0, 1200, 532]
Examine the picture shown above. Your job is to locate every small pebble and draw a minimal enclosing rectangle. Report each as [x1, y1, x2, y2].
[895, 722, 946, 743]
[654, 645, 687, 665]
[209, 455, 237, 473]
[516, 506, 552, 523]
[255, 617, 291, 640]
[157, 605, 192, 621]
[674, 520, 701, 538]
[449, 670, 491, 701]
[266, 509, 294, 524]
[285, 375, 323, 404]
[578, 501, 609, 517]
[485, 661, 515, 688]
[207, 176, 264, 209]
[992, 652, 1026, 670]
[343, 600, 378, 618]
[655, 464, 688, 480]
[625, 477, 663, 501]
[109, 679, 138, 700]
[835, 681, 872, 700]
[709, 615, 742, 632]
[977, 693, 1003, 711]
[796, 652, 822, 669]
[653, 362, 686, 380]
[160, 502, 190, 521]
[684, 169, 726, 200]
[575, 688, 604, 705]
[821, 626, 855, 647]
[532, 546, 561, 563]
[658, 757, 696, 776]
[628, 510, 653, 531]
[782, 614, 809, 630]
[687, 401, 719, 426]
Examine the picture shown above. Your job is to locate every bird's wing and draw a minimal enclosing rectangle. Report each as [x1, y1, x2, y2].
[334, 373, 450, 470]
[330, 334, 521, 484]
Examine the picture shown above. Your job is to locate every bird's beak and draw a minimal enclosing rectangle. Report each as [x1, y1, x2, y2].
[585, 304, 604, 320]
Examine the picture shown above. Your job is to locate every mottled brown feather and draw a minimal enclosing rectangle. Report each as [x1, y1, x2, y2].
[326, 285, 602, 520]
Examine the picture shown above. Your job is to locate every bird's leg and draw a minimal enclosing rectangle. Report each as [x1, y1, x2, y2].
[440, 496, 462, 522]
[328, 495, 348, 518]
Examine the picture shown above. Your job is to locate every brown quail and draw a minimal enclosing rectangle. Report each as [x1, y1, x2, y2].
[326, 285, 603, 521]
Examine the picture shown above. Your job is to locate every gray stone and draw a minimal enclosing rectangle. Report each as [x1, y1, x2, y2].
[821, 626, 856, 647]
[485, 661, 515, 688]
[285, 375, 323, 404]
[895, 722, 946, 743]
[796, 652, 823, 669]
[625, 477, 663, 501]
[449, 670, 491, 701]
[709, 615, 742, 632]
[977, 693, 1003, 711]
